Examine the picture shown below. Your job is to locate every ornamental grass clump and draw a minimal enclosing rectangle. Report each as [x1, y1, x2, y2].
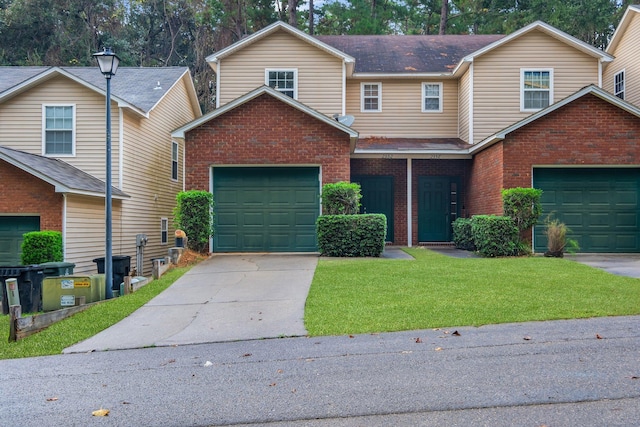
[544, 217, 579, 257]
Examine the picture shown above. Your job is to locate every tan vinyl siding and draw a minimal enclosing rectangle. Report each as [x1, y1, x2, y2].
[458, 70, 471, 143]
[119, 76, 197, 275]
[472, 30, 600, 143]
[65, 195, 123, 274]
[604, 12, 640, 106]
[345, 79, 458, 138]
[219, 31, 343, 115]
[0, 75, 120, 181]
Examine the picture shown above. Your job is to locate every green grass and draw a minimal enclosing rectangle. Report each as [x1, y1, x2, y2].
[304, 248, 640, 336]
[0, 267, 191, 360]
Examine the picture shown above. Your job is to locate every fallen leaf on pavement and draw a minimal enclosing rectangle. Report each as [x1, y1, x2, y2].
[596, 334, 603, 339]
[269, 383, 277, 387]
[524, 336, 532, 341]
[241, 353, 252, 357]
[452, 330, 461, 336]
[204, 361, 213, 367]
[415, 337, 422, 343]
[46, 397, 58, 402]
[435, 347, 442, 351]
[92, 408, 109, 417]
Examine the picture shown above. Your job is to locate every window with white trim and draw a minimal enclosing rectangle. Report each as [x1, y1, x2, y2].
[361, 82, 381, 112]
[171, 141, 178, 181]
[43, 105, 75, 155]
[265, 69, 297, 98]
[161, 218, 168, 245]
[521, 70, 553, 111]
[614, 70, 625, 100]
[422, 83, 443, 112]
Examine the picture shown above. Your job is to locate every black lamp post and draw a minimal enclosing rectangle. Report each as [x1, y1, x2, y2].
[93, 47, 120, 299]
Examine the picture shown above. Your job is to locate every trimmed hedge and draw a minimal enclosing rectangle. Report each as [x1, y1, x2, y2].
[173, 190, 214, 253]
[320, 181, 362, 215]
[317, 214, 386, 257]
[21, 231, 63, 265]
[471, 215, 519, 257]
[452, 218, 476, 251]
[502, 187, 543, 233]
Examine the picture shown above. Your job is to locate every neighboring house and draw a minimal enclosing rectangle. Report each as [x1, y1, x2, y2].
[0, 67, 201, 273]
[172, 16, 640, 254]
[603, 4, 640, 106]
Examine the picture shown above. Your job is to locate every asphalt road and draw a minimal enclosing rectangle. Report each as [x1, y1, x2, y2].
[1, 316, 639, 427]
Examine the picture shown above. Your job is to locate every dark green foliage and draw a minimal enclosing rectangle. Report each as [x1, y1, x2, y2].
[502, 187, 543, 232]
[452, 218, 476, 251]
[321, 182, 362, 215]
[20, 231, 63, 265]
[173, 190, 214, 254]
[471, 215, 519, 257]
[317, 214, 386, 257]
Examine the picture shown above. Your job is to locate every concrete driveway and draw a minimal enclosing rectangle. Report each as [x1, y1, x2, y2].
[64, 254, 318, 353]
[566, 254, 640, 279]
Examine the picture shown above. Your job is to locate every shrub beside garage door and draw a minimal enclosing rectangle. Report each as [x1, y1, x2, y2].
[213, 167, 320, 252]
[533, 168, 640, 253]
[0, 216, 40, 264]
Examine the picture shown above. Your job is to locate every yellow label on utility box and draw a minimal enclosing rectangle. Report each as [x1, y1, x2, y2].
[74, 280, 90, 288]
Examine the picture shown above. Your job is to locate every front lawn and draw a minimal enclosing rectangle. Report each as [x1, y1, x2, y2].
[304, 248, 640, 336]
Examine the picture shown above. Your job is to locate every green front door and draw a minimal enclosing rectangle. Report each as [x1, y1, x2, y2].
[533, 168, 640, 252]
[418, 177, 459, 242]
[352, 175, 394, 242]
[0, 216, 40, 264]
[213, 167, 320, 252]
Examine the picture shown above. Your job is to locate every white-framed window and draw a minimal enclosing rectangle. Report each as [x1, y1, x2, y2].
[422, 82, 443, 112]
[171, 141, 178, 181]
[265, 69, 297, 98]
[521, 69, 553, 112]
[42, 105, 75, 156]
[614, 70, 625, 100]
[361, 82, 382, 112]
[161, 218, 168, 245]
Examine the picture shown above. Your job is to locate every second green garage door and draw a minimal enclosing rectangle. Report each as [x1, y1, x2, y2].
[533, 168, 640, 253]
[213, 167, 320, 252]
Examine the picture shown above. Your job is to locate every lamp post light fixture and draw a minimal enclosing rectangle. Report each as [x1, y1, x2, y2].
[93, 47, 120, 299]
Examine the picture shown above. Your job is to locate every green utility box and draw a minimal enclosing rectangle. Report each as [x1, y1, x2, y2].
[42, 274, 106, 312]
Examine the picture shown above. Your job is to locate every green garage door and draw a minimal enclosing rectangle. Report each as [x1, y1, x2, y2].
[0, 216, 40, 264]
[213, 167, 320, 252]
[533, 168, 640, 253]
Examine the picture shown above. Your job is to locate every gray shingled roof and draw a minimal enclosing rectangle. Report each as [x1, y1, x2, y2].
[0, 66, 189, 113]
[314, 35, 505, 73]
[0, 146, 128, 198]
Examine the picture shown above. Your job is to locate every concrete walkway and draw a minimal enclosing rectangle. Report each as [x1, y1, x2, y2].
[64, 254, 318, 353]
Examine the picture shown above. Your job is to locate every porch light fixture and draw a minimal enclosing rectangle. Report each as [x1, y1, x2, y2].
[93, 47, 120, 299]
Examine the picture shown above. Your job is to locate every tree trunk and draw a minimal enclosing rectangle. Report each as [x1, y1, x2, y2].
[439, 0, 448, 35]
[288, 0, 299, 28]
[309, 0, 314, 35]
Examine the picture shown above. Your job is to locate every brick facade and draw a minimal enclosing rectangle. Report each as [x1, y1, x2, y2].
[0, 160, 62, 230]
[184, 94, 352, 190]
[468, 93, 640, 215]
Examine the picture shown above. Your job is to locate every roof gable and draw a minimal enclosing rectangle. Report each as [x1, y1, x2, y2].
[470, 84, 640, 153]
[607, 4, 640, 54]
[0, 66, 201, 118]
[172, 85, 358, 143]
[0, 146, 129, 198]
[206, 21, 355, 73]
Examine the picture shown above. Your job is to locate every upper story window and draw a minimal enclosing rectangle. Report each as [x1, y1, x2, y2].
[521, 69, 553, 112]
[361, 82, 382, 112]
[171, 141, 178, 181]
[43, 105, 75, 156]
[614, 70, 625, 100]
[266, 69, 297, 98]
[422, 83, 443, 113]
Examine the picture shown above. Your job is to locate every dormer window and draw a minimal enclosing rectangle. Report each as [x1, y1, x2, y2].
[521, 69, 553, 112]
[266, 69, 297, 98]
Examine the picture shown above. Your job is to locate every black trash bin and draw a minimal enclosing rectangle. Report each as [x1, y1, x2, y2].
[93, 256, 131, 291]
[1, 265, 45, 314]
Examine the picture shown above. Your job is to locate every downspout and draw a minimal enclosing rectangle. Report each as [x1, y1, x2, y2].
[468, 62, 474, 144]
[407, 158, 412, 247]
[118, 107, 124, 189]
[209, 166, 214, 253]
[342, 62, 346, 116]
[62, 193, 67, 260]
[182, 139, 186, 192]
[216, 63, 221, 109]
[598, 59, 602, 88]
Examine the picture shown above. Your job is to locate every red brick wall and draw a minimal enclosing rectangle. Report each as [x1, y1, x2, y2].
[184, 94, 352, 190]
[0, 160, 63, 230]
[468, 93, 640, 216]
[351, 158, 472, 245]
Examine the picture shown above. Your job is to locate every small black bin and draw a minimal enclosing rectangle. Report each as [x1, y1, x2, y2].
[1, 265, 45, 314]
[93, 256, 131, 291]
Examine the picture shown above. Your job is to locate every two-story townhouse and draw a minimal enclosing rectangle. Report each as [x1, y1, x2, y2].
[173, 19, 640, 254]
[0, 66, 201, 274]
